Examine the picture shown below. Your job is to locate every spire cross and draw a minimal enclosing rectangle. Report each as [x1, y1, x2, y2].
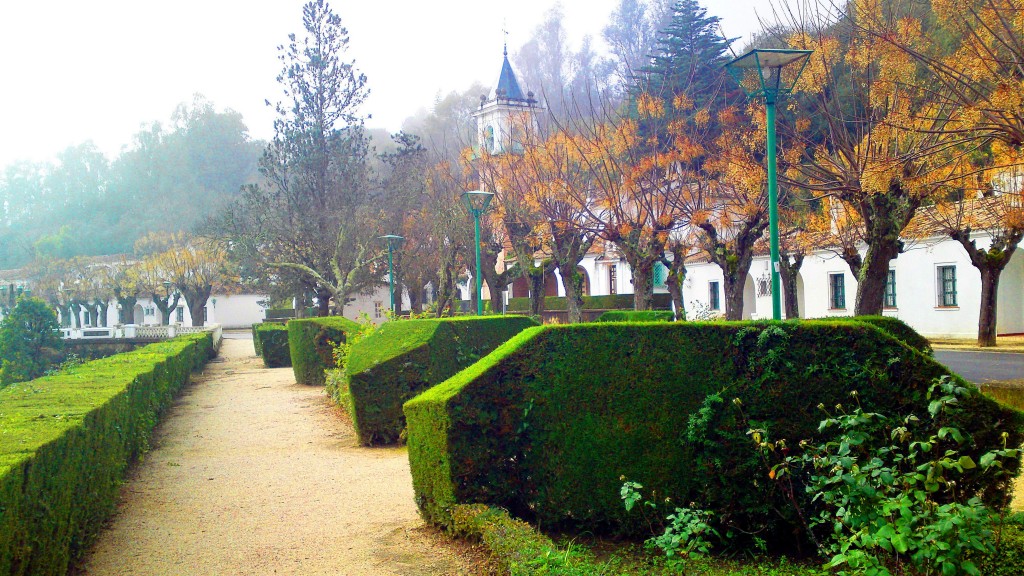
[503, 20, 508, 56]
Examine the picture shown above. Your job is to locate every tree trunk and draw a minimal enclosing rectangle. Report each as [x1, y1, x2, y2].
[528, 271, 547, 316]
[978, 267, 1000, 347]
[778, 253, 804, 320]
[316, 288, 331, 317]
[70, 302, 82, 328]
[854, 240, 900, 316]
[118, 296, 137, 324]
[96, 301, 109, 327]
[666, 273, 685, 321]
[408, 284, 422, 314]
[621, 252, 655, 311]
[558, 263, 585, 323]
[184, 286, 212, 327]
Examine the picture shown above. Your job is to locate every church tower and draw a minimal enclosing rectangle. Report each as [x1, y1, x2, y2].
[472, 43, 542, 155]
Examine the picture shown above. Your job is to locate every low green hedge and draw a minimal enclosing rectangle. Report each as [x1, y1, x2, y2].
[506, 293, 672, 312]
[251, 323, 263, 356]
[595, 310, 674, 322]
[404, 321, 1023, 547]
[254, 323, 291, 368]
[287, 316, 360, 385]
[343, 316, 539, 445]
[0, 332, 215, 575]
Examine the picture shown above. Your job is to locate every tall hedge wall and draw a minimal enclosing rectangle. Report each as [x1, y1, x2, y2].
[404, 321, 1024, 545]
[344, 316, 539, 445]
[287, 317, 359, 385]
[254, 323, 291, 368]
[0, 332, 215, 576]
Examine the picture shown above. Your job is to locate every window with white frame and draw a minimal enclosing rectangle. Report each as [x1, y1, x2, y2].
[709, 281, 720, 311]
[828, 273, 846, 310]
[937, 265, 957, 307]
[374, 301, 383, 318]
[176, 306, 184, 323]
[884, 270, 896, 308]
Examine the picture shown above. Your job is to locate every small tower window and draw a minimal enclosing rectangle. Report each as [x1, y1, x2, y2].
[483, 125, 496, 153]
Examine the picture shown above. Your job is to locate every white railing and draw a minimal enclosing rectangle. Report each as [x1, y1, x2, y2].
[62, 323, 223, 342]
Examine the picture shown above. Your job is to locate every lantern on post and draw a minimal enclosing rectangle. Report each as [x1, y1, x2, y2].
[379, 234, 405, 315]
[725, 48, 812, 320]
[462, 190, 494, 315]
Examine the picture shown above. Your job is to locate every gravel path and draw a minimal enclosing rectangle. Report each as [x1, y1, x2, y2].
[79, 339, 488, 576]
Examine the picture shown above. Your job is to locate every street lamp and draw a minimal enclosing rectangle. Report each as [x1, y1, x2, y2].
[379, 234, 404, 315]
[462, 190, 494, 315]
[725, 48, 812, 321]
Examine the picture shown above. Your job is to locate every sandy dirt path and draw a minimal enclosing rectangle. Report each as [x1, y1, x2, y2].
[79, 338, 487, 576]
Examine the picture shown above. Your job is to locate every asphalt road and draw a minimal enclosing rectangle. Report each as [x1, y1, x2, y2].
[934, 350, 1024, 384]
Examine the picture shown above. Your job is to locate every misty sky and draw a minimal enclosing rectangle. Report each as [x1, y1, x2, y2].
[1, 0, 777, 167]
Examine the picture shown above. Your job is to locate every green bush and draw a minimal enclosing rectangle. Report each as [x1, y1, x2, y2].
[343, 316, 538, 445]
[596, 310, 674, 323]
[506, 293, 672, 312]
[254, 323, 291, 368]
[819, 315, 932, 356]
[403, 321, 1023, 548]
[0, 332, 215, 575]
[251, 323, 263, 356]
[287, 316, 360, 385]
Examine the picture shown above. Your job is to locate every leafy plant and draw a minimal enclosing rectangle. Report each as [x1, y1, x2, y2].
[621, 480, 721, 564]
[0, 297, 64, 385]
[758, 379, 1020, 575]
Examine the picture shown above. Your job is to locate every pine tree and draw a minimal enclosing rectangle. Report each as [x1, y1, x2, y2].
[634, 0, 734, 110]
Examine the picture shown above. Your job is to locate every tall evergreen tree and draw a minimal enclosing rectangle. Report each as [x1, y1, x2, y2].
[634, 0, 734, 110]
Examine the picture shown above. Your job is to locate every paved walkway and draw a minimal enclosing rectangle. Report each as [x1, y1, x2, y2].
[79, 339, 483, 576]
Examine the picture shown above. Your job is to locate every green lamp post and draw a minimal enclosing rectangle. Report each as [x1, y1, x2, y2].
[462, 190, 494, 315]
[380, 234, 404, 315]
[725, 48, 812, 321]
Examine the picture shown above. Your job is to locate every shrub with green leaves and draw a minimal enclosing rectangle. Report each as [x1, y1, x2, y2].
[596, 310, 674, 323]
[342, 316, 538, 445]
[755, 379, 1019, 575]
[254, 323, 291, 368]
[0, 297, 64, 386]
[403, 321, 1024, 550]
[287, 316, 359, 385]
[0, 332, 215, 575]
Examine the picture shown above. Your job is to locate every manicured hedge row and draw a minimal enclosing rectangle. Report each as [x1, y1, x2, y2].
[254, 323, 291, 368]
[343, 316, 539, 445]
[0, 332, 215, 576]
[506, 293, 672, 312]
[287, 316, 360, 385]
[404, 321, 1023, 545]
[848, 315, 933, 355]
[251, 323, 264, 356]
[595, 310, 674, 322]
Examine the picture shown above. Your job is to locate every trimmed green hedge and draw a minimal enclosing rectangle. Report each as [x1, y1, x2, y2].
[287, 316, 360, 385]
[851, 315, 933, 355]
[404, 321, 1023, 545]
[343, 316, 539, 445]
[251, 323, 263, 356]
[254, 323, 291, 368]
[506, 293, 672, 312]
[0, 332, 215, 576]
[595, 310, 674, 322]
